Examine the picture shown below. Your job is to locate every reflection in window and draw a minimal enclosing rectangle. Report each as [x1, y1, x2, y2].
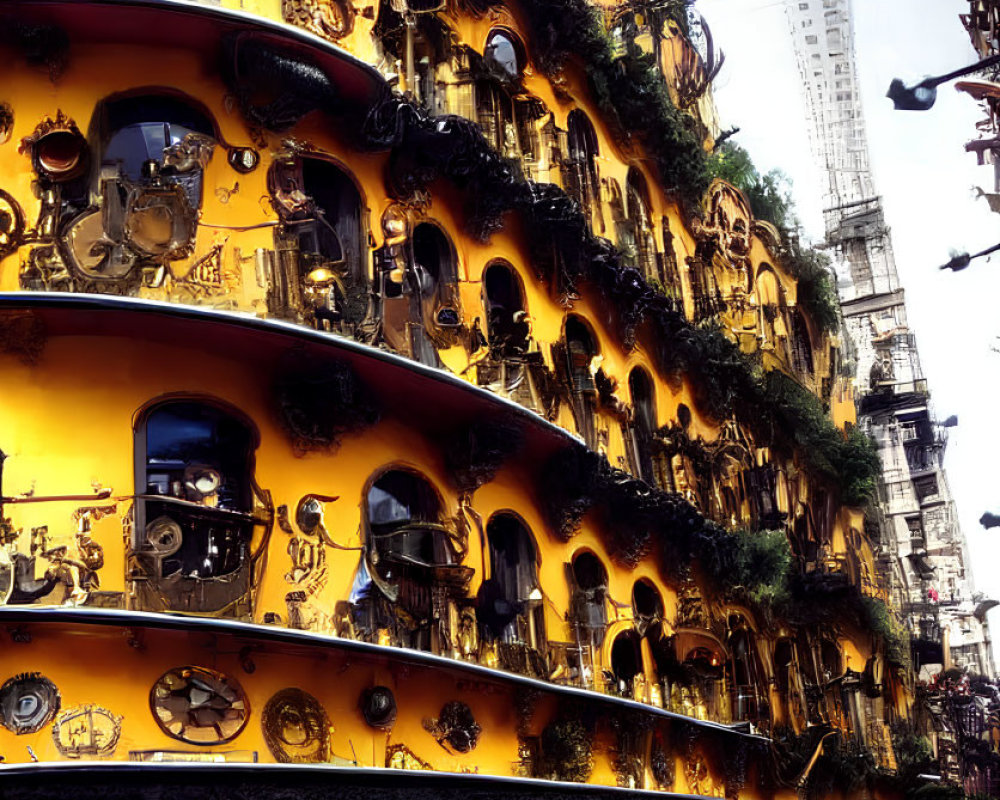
[367, 470, 452, 579]
[357, 469, 468, 653]
[485, 30, 521, 79]
[133, 400, 257, 615]
[103, 95, 215, 208]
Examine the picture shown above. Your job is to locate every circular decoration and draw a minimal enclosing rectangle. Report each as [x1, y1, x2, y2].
[146, 516, 183, 557]
[0, 189, 26, 260]
[422, 700, 480, 753]
[262, 688, 330, 763]
[150, 666, 249, 745]
[360, 685, 396, 729]
[52, 704, 122, 758]
[228, 147, 259, 174]
[0, 673, 60, 734]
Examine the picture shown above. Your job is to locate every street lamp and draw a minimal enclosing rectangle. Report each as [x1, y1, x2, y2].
[939, 241, 1000, 271]
[888, 53, 1000, 111]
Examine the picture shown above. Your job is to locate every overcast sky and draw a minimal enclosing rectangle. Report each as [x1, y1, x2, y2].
[698, 0, 1000, 655]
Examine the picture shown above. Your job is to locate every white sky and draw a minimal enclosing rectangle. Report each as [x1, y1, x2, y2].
[698, 0, 1000, 656]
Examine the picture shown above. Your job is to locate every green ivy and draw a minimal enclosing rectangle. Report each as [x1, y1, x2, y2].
[698, 528, 793, 610]
[862, 596, 911, 670]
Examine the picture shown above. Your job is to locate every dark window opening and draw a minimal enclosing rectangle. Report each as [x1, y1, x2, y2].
[820, 639, 841, 680]
[366, 470, 452, 580]
[632, 579, 663, 621]
[610, 630, 643, 697]
[565, 316, 598, 448]
[484, 262, 529, 357]
[569, 551, 608, 647]
[480, 514, 543, 648]
[132, 400, 258, 616]
[629, 368, 656, 483]
[625, 169, 658, 282]
[565, 110, 600, 215]
[268, 157, 366, 331]
[728, 629, 765, 724]
[790, 311, 815, 375]
[774, 639, 795, 695]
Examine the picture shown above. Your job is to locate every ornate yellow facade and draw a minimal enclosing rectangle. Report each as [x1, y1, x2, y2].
[0, 1, 904, 798]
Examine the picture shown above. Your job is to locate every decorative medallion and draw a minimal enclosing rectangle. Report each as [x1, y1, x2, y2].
[262, 688, 330, 763]
[0, 673, 60, 734]
[360, 685, 397, 729]
[150, 666, 249, 745]
[52, 704, 122, 758]
[422, 701, 480, 753]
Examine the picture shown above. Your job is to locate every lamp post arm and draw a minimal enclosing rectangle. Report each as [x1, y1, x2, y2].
[922, 52, 1000, 89]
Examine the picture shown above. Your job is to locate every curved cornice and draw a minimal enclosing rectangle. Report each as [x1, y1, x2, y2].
[1, 0, 387, 108]
[0, 291, 582, 449]
[0, 605, 768, 743]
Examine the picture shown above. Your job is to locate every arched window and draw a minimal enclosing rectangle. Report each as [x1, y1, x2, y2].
[610, 630, 643, 698]
[366, 470, 452, 579]
[773, 638, 795, 696]
[625, 168, 658, 282]
[132, 399, 259, 615]
[790, 310, 814, 376]
[728, 624, 767, 725]
[565, 110, 600, 218]
[564, 316, 598, 448]
[484, 29, 522, 79]
[477, 30, 539, 165]
[756, 267, 787, 351]
[383, 221, 460, 366]
[628, 368, 656, 484]
[483, 261, 529, 357]
[569, 551, 608, 649]
[268, 156, 366, 332]
[65, 94, 216, 280]
[103, 94, 215, 195]
[632, 579, 663, 627]
[820, 638, 842, 681]
[355, 468, 470, 653]
[480, 514, 544, 652]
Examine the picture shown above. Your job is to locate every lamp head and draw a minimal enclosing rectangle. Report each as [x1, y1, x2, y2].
[887, 78, 937, 111]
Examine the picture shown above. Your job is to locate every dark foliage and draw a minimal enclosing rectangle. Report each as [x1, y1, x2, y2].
[539, 716, 594, 783]
[804, 737, 877, 800]
[272, 350, 380, 453]
[515, 0, 710, 209]
[423, 701, 481, 753]
[780, 240, 840, 334]
[539, 447, 607, 540]
[540, 445, 716, 573]
[222, 36, 344, 133]
[443, 417, 524, 494]
[861, 596, 911, 669]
